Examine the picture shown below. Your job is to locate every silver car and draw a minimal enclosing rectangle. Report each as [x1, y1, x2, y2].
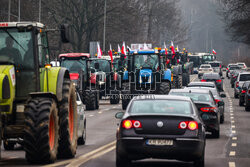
[234, 72, 250, 98]
[76, 92, 87, 145]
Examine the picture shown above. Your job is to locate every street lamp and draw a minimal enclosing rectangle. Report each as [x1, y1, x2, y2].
[103, 0, 107, 52]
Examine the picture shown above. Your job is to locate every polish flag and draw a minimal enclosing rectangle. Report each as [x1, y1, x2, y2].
[108, 44, 113, 63]
[97, 42, 102, 58]
[121, 42, 127, 55]
[171, 41, 175, 58]
[164, 42, 168, 55]
[212, 49, 217, 55]
[118, 44, 121, 53]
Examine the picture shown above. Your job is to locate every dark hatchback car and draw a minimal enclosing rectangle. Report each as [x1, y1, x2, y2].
[245, 84, 250, 111]
[115, 95, 206, 167]
[169, 89, 220, 138]
[239, 81, 250, 106]
[201, 73, 224, 91]
[185, 87, 225, 123]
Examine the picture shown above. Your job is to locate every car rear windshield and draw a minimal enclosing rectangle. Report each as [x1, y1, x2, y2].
[237, 64, 244, 67]
[239, 74, 250, 81]
[201, 65, 211, 68]
[230, 66, 241, 70]
[130, 100, 192, 115]
[188, 84, 215, 88]
[203, 74, 220, 79]
[170, 92, 213, 103]
[209, 63, 220, 67]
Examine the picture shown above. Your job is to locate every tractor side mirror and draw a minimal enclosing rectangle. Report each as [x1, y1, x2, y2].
[60, 24, 71, 43]
[94, 63, 99, 70]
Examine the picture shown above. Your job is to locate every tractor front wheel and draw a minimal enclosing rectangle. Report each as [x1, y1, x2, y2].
[58, 79, 78, 158]
[84, 89, 97, 110]
[24, 98, 59, 164]
[158, 82, 171, 94]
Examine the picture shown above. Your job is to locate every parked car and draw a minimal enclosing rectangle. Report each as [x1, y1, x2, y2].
[245, 84, 250, 111]
[234, 72, 250, 98]
[185, 87, 225, 123]
[239, 81, 250, 106]
[201, 73, 224, 91]
[228, 65, 241, 79]
[198, 64, 213, 78]
[237, 62, 247, 70]
[115, 95, 206, 167]
[169, 89, 221, 138]
[76, 92, 87, 145]
[208, 61, 222, 76]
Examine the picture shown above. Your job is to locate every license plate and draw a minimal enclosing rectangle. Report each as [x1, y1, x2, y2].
[146, 139, 173, 146]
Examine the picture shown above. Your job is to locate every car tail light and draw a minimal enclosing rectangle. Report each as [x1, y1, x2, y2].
[215, 99, 220, 104]
[188, 121, 198, 130]
[220, 65, 222, 68]
[233, 76, 237, 78]
[201, 79, 206, 82]
[216, 80, 222, 83]
[236, 82, 239, 88]
[132, 120, 142, 128]
[178, 121, 198, 130]
[122, 120, 142, 129]
[242, 90, 246, 93]
[248, 90, 250, 94]
[200, 107, 217, 112]
[226, 68, 229, 70]
[178, 121, 188, 129]
[122, 120, 133, 129]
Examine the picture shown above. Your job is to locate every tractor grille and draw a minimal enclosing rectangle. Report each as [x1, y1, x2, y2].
[142, 76, 149, 83]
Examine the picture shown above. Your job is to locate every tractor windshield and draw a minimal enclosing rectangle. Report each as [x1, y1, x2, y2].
[0, 28, 33, 69]
[61, 59, 87, 74]
[90, 59, 111, 73]
[134, 54, 159, 70]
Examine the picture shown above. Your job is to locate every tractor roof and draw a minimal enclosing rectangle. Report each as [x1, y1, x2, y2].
[59, 53, 90, 59]
[0, 22, 45, 28]
[130, 50, 159, 55]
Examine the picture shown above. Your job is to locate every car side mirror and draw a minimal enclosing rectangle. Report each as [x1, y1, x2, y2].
[220, 94, 226, 98]
[94, 62, 100, 70]
[61, 24, 71, 43]
[218, 101, 224, 106]
[221, 77, 224, 79]
[115, 112, 124, 119]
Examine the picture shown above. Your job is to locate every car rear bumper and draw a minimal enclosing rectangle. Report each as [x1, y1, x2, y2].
[117, 136, 205, 161]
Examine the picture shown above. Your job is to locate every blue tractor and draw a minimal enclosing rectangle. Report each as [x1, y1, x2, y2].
[121, 49, 172, 109]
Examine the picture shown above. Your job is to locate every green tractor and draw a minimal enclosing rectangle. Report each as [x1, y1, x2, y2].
[0, 22, 78, 163]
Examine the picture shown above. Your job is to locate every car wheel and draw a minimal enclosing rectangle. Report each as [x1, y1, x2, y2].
[116, 153, 131, 167]
[245, 105, 250, 112]
[212, 129, 220, 138]
[234, 92, 239, 98]
[193, 149, 205, 167]
[220, 115, 224, 124]
[78, 122, 86, 145]
[231, 84, 233, 88]
[239, 98, 244, 106]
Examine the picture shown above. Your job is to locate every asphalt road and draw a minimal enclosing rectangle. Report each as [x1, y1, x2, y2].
[1, 73, 250, 167]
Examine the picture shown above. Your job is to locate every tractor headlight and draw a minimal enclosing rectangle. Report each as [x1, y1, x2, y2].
[148, 75, 151, 83]
[139, 76, 142, 84]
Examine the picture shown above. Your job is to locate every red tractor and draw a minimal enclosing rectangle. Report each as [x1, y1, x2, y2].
[59, 53, 100, 110]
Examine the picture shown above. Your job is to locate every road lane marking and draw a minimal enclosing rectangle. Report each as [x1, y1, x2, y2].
[229, 151, 236, 156]
[232, 137, 237, 140]
[230, 113, 234, 116]
[229, 162, 236, 167]
[231, 120, 235, 123]
[232, 130, 236, 134]
[89, 115, 94, 117]
[98, 111, 102, 114]
[231, 117, 234, 119]
[232, 125, 235, 128]
[66, 141, 116, 167]
[112, 106, 116, 109]
[232, 143, 237, 147]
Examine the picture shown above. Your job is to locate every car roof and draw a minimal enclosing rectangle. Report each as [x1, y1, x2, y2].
[132, 95, 192, 101]
[59, 53, 90, 58]
[203, 73, 220, 76]
[200, 64, 211, 66]
[170, 88, 210, 94]
[239, 72, 250, 75]
[188, 82, 215, 86]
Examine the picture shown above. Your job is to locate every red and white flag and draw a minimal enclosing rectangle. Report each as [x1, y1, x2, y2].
[212, 49, 217, 55]
[108, 44, 113, 63]
[164, 42, 168, 55]
[97, 42, 102, 58]
[121, 42, 127, 55]
[118, 44, 121, 53]
[171, 41, 175, 58]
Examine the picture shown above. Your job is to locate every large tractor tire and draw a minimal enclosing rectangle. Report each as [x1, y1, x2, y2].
[182, 73, 189, 86]
[158, 82, 171, 94]
[58, 79, 78, 158]
[178, 76, 182, 88]
[0, 110, 1, 159]
[122, 83, 131, 110]
[24, 98, 59, 164]
[96, 91, 99, 110]
[84, 89, 97, 110]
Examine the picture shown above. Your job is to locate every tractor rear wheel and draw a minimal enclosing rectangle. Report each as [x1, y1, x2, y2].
[85, 89, 97, 110]
[178, 76, 182, 88]
[122, 83, 131, 110]
[24, 98, 59, 164]
[158, 82, 171, 94]
[0, 109, 1, 159]
[58, 79, 78, 158]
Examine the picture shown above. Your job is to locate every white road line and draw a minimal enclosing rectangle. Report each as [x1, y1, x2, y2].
[231, 120, 235, 123]
[232, 143, 237, 147]
[230, 113, 234, 116]
[232, 137, 237, 140]
[232, 130, 236, 134]
[98, 111, 102, 114]
[229, 151, 236, 156]
[104, 108, 109, 111]
[231, 117, 234, 119]
[232, 125, 235, 128]
[112, 106, 116, 109]
[89, 115, 94, 117]
[229, 162, 236, 167]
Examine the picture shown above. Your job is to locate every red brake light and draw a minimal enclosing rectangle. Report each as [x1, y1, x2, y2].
[200, 107, 217, 112]
[188, 121, 198, 130]
[132, 120, 142, 128]
[233, 76, 237, 78]
[201, 79, 206, 82]
[216, 80, 222, 83]
[215, 99, 220, 104]
[226, 68, 229, 70]
[122, 120, 133, 129]
[220, 65, 222, 68]
[242, 90, 246, 93]
[248, 90, 250, 94]
[236, 82, 239, 88]
[0, 23, 8, 27]
[178, 121, 198, 130]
